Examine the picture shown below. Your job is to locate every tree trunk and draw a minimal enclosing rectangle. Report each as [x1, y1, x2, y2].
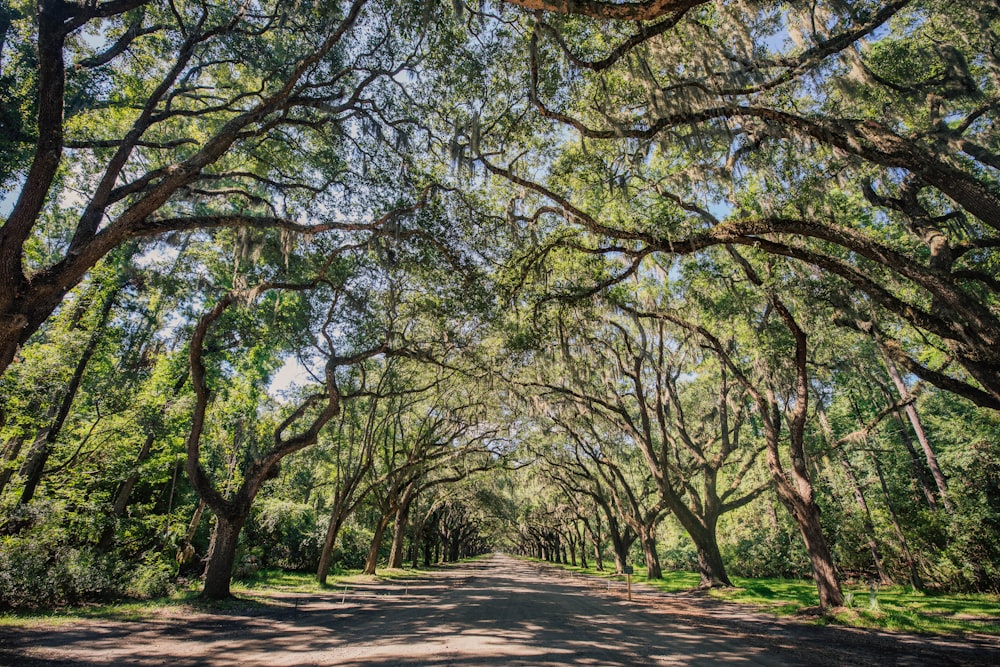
[881, 353, 953, 513]
[689, 521, 731, 587]
[877, 383, 939, 509]
[640, 527, 662, 579]
[388, 493, 414, 569]
[0, 435, 24, 498]
[583, 517, 603, 571]
[575, 522, 588, 569]
[364, 514, 392, 575]
[201, 509, 248, 600]
[871, 451, 923, 591]
[12, 282, 118, 513]
[838, 452, 891, 586]
[786, 496, 843, 608]
[96, 431, 156, 550]
[317, 507, 347, 585]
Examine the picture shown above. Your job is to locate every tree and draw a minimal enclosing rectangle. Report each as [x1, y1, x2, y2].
[475, 0, 999, 410]
[524, 301, 769, 586]
[0, 0, 435, 378]
[184, 254, 404, 599]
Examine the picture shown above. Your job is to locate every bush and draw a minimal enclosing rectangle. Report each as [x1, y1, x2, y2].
[723, 529, 811, 579]
[0, 532, 119, 607]
[244, 498, 321, 571]
[125, 552, 175, 599]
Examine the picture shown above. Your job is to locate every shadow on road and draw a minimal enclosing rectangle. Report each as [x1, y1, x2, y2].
[2, 555, 998, 666]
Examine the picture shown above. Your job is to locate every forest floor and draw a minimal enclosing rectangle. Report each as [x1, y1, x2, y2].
[2, 553, 1000, 666]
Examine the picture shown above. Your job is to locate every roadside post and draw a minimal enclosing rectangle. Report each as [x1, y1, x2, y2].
[623, 565, 633, 601]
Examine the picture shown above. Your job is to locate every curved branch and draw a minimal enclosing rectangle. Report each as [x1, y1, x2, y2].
[503, 0, 704, 21]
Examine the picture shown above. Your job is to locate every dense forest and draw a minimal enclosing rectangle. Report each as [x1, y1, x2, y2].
[0, 0, 997, 611]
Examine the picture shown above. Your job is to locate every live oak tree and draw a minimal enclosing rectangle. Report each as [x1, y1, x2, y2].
[476, 0, 999, 410]
[526, 301, 769, 586]
[0, 0, 436, 378]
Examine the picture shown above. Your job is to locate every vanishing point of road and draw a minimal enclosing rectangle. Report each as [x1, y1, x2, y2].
[3, 553, 999, 666]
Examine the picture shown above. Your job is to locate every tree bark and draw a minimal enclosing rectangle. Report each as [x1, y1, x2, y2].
[788, 498, 843, 609]
[201, 509, 248, 600]
[688, 520, 731, 587]
[388, 490, 415, 569]
[639, 526, 662, 579]
[363, 513, 392, 575]
[0, 435, 24, 498]
[881, 353, 953, 513]
[316, 508, 347, 585]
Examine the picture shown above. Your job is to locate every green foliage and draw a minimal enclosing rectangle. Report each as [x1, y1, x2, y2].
[242, 499, 321, 572]
[0, 501, 119, 607]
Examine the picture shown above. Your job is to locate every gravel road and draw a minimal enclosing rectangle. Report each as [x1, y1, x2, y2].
[2, 553, 999, 666]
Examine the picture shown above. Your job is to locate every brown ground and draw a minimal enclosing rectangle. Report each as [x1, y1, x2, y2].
[2, 554, 999, 666]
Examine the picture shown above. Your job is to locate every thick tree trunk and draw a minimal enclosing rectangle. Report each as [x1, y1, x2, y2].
[669, 506, 732, 587]
[611, 537, 627, 574]
[201, 509, 248, 600]
[688, 520, 731, 587]
[783, 495, 843, 608]
[640, 527, 662, 579]
[768, 446, 843, 607]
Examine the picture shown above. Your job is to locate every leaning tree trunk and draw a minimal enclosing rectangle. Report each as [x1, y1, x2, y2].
[387, 490, 415, 569]
[870, 451, 923, 591]
[0, 435, 24, 499]
[97, 431, 156, 550]
[838, 452, 891, 586]
[201, 507, 249, 600]
[766, 423, 844, 608]
[363, 514, 392, 575]
[789, 498, 843, 609]
[317, 507, 348, 585]
[881, 353, 953, 513]
[15, 299, 117, 513]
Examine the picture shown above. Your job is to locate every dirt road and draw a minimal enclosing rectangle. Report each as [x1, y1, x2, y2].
[2, 554, 999, 666]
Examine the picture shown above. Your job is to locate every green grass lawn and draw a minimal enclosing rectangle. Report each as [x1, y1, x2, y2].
[0, 558, 484, 626]
[531, 558, 1000, 636]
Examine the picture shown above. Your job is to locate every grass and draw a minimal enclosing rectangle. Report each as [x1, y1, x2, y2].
[713, 577, 1000, 635]
[0, 563, 437, 627]
[531, 558, 1000, 637]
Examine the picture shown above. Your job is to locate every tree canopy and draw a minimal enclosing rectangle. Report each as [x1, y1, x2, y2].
[0, 0, 998, 609]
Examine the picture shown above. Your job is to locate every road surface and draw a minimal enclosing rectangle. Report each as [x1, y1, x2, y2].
[2, 554, 999, 665]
